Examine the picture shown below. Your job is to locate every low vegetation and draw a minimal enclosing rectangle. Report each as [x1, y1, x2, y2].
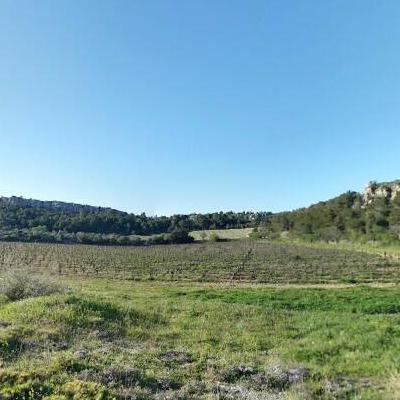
[0, 240, 398, 284]
[1, 189, 400, 399]
[0, 197, 261, 246]
[0, 277, 398, 399]
[0, 268, 68, 301]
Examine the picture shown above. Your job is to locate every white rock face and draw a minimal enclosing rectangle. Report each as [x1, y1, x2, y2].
[363, 181, 400, 204]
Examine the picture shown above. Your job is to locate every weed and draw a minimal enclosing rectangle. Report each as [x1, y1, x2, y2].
[0, 268, 68, 301]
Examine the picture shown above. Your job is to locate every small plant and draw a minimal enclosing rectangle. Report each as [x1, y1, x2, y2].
[0, 268, 68, 301]
[249, 228, 262, 240]
[221, 365, 256, 382]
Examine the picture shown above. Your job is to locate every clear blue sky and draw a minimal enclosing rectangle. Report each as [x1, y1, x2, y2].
[1, 1, 400, 216]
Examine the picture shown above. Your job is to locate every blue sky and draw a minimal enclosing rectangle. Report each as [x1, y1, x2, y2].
[1, 1, 400, 215]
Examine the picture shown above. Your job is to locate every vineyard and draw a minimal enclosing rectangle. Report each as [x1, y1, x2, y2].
[1, 240, 399, 284]
[0, 240, 399, 399]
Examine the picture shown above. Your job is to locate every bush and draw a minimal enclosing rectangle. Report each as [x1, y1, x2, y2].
[250, 226, 280, 240]
[249, 228, 262, 240]
[169, 229, 195, 244]
[59, 380, 111, 400]
[208, 232, 221, 242]
[0, 269, 68, 301]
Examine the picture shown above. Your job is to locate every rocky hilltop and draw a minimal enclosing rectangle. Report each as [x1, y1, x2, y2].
[363, 180, 400, 204]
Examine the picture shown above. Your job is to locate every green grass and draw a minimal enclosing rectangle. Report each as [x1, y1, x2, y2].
[286, 237, 400, 258]
[170, 286, 400, 314]
[0, 240, 399, 399]
[0, 278, 399, 399]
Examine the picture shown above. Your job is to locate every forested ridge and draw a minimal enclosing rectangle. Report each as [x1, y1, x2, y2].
[256, 182, 400, 244]
[2, 180, 400, 246]
[0, 196, 265, 245]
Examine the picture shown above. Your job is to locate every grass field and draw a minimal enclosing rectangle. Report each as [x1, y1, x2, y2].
[0, 240, 399, 399]
[190, 228, 253, 241]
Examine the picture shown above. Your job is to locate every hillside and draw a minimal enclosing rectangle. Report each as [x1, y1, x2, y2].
[1, 180, 400, 246]
[0, 196, 261, 245]
[0, 196, 114, 213]
[255, 180, 400, 244]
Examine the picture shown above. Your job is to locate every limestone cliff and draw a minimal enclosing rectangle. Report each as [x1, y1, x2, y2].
[363, 180, 400, 204]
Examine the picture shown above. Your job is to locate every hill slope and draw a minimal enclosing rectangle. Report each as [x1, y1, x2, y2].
[2, 179, 400, 246]
[256, 180, 400, 244]
[0, 196, 260, 245]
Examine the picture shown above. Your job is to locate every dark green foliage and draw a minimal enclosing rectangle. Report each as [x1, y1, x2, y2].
[0, 196, 260, 245]
[3, 182, 400, 247]
[260, 191, 400, 244]
[169, 228, 195, 244]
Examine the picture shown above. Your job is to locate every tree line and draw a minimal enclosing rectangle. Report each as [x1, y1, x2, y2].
[0, 196, 266, 245]
[5, 187, 400, 247]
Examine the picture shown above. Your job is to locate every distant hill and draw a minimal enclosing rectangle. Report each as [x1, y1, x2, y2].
[2, 180, 400, 246]
[254, 180, 400, 244]
[0, 196, 115, 214]
[0, 196, 261, 245]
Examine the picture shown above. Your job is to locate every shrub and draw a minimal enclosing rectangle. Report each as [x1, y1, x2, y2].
[60, 380, 110, 400]
[208, 232, 221, 242]
[0, 269, 68, 301]
[169, 229, 195, 244]
[221, 365, 256, 382]
[250, 226, 279, 240]
[249, 228, 262, 240]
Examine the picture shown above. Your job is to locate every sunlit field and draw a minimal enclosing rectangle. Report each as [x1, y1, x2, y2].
[0, 241, 399, 399]
[1, 240, 399, 284]
[190, 228, 253, 241]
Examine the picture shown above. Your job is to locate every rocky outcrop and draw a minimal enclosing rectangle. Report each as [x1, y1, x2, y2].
[363, 180, 400, 204]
